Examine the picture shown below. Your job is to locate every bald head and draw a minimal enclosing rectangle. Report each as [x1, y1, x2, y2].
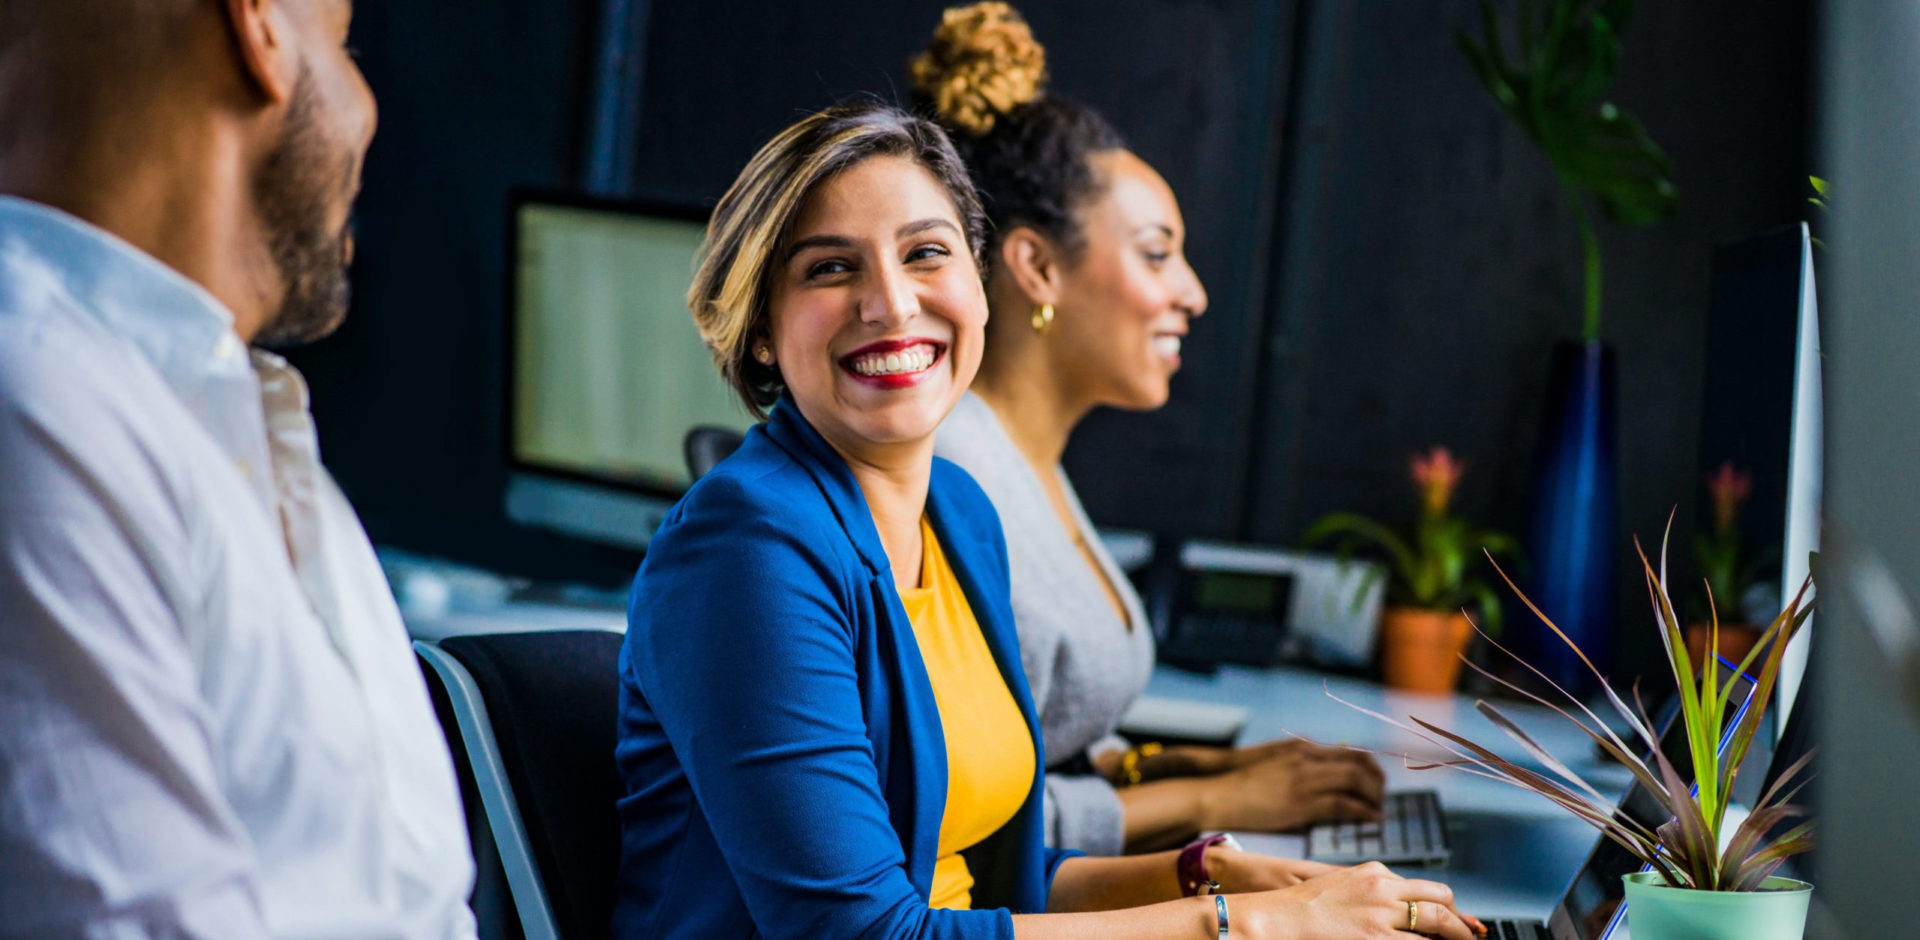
[0, 0, 377, 347]
[0, 1, 204, 113]
[0, 0, 198, 42]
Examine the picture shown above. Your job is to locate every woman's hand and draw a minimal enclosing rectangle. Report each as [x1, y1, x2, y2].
[1234, 862, 1486, 940]
[1195, 742, 1387, 833]
[1226, 738, 1384, 776]
[1207, 848, 1340, 892]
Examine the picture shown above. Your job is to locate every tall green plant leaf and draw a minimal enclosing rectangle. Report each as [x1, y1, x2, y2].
[1458, 0, 1677, 341]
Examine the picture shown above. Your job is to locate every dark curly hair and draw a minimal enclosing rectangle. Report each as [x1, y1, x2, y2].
[910, 2, 1126, 260]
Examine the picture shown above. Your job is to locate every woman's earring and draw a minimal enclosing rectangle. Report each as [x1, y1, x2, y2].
[753, 342, 774, 365]
[1031, 302, 1055, 334]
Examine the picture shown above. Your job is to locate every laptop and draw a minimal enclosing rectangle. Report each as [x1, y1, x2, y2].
[1489, 659, 1758, 940]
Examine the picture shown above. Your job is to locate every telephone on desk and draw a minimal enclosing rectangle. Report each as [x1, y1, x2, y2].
[1143, 537, 1383, 674]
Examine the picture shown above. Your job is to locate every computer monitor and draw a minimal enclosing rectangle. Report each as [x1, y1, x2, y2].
[503, 192, 754, 550]
[1691, 223, 1822, 726]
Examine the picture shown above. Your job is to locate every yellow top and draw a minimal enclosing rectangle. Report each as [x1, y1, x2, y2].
[897, 517, 1037, 910]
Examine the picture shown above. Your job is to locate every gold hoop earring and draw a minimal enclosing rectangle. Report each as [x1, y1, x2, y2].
[1031, 302, 1054, 333]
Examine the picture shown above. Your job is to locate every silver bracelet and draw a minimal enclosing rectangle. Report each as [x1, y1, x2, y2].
[1214, 894, 1230, 939]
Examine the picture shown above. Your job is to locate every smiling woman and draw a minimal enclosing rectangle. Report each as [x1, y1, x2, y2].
[685, 106, 986, 423]
[764, 153, 988, 467]
[612, 101, 1479, 940]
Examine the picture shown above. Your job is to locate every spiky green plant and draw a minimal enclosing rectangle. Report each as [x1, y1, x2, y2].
[1458, 0, 1680, 343]
[1340, 528, 1815, 891]
[1807, 176, 1829, 251]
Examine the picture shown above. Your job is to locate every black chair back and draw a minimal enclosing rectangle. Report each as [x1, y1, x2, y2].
[439, 630, 625, 940]
[683, 425, 745, 481]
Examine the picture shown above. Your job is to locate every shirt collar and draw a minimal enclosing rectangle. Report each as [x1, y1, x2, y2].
[0, 195, 251, 394]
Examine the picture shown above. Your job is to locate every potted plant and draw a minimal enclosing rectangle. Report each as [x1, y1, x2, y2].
[1459, 0, 1680, 691]
[1304, 447, 1520, 694]
[1349, 532, 1816, 940]
[1689, 462, 1772, 669]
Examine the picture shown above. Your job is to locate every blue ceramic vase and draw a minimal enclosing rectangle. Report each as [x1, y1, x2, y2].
[1521, 340, 1619, 692]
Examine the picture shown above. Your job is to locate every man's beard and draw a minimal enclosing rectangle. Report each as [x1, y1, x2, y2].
[252, 68, 357, 350]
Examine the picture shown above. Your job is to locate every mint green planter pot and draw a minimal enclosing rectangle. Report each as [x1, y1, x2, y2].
[1622, 872, 1813, 940]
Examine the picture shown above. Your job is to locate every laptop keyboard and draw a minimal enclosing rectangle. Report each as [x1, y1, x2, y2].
[1488, 920, 1550, 940]
[1306, 789, 1450, 866]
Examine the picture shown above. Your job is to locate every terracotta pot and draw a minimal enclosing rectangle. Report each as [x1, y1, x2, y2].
[1685, 623, 1763, 672]
[1380, 607, 1474, 694]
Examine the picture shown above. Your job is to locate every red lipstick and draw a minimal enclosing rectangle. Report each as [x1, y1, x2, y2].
[838, 338, 946, 390]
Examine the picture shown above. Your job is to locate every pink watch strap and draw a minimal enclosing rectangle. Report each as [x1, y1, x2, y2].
[1178, 834, 1229, 897]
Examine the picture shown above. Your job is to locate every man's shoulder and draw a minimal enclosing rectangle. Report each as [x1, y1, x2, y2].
[0, 301, 199, 516]
[0, 298, 157, 416]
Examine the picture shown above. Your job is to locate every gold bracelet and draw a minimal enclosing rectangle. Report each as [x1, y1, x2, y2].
[1120, 741, 1164, 786]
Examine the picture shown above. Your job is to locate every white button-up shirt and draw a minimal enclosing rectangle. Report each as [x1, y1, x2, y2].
[0, 196, 477, 939]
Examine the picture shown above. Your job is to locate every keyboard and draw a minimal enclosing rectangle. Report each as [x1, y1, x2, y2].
[1486, 919, 1550, 940]
[1305, 789, 1450, 866]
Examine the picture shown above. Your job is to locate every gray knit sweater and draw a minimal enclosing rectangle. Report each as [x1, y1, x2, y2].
[934, 392, 1155, 855]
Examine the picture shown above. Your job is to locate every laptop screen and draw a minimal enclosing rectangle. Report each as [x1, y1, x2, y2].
[1548, 660, 1758, 940]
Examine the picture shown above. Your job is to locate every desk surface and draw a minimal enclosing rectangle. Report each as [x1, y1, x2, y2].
[1145, 663, 1635, 922]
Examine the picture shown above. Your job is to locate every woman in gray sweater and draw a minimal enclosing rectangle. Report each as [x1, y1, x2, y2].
[922, 3, 1386, 859]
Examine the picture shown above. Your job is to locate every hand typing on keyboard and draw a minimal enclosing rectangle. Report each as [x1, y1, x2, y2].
[1205, 846, 1342, 891]
[1193, 739, 1386, 833]
[1219, 862, 1487, 939]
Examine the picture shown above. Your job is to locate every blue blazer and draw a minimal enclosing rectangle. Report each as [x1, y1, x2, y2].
[613, 400, 1077, 939]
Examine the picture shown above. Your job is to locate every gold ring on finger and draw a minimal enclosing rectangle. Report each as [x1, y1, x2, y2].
[1406, 899, 1418, 931]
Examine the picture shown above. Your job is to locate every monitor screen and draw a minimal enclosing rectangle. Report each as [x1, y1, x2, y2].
[510, 197, 754, 496]
[1689, 223, 1820, 728]
[1689, 225, 1817, 631]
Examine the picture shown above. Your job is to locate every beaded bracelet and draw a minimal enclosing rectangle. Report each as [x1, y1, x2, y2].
[1120, 741, 1163, 786]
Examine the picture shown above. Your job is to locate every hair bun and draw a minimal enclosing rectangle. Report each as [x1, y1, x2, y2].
[910, 2, 1047, 136]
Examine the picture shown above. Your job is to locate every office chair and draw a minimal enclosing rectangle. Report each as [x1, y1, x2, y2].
[416, 630, 625, 940]
[683, 425, 745, 481]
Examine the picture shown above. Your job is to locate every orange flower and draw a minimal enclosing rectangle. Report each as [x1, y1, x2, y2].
[1706, 461, 1753, 535]
[1411, 447, 1464, 518]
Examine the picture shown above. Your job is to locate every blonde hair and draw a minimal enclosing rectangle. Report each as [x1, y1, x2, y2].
[688, 103, 986, 419]
[909, 2, 1047, 136]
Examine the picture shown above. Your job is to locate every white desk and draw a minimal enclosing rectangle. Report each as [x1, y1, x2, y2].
[405, 599, 625, 641]
[1145, 663, 1635, 922]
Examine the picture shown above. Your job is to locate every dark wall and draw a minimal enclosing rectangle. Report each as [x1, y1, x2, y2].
[1230, 0, 1811, 683]
[300, 0, 1813, 672]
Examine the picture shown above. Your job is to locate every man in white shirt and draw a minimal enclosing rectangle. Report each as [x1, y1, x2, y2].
[0, 1, 477, 937]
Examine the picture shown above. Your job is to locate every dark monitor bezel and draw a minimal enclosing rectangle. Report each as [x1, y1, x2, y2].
[501, 187, 715, 503]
